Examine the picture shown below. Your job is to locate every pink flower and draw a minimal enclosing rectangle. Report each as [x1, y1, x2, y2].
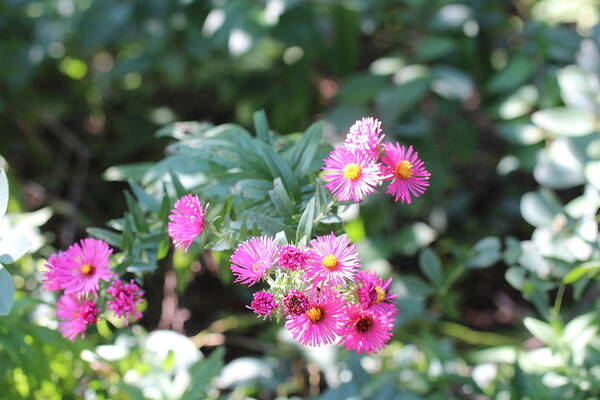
[44, 238, 114, 296]
[305, 233, 360, 286]
[380, 143, 430, 204]
[249, 291, 277, 316]
[322, 146, 382, 203]
[278, 245, 313, 272]
[107, 279, 144, 325]
[230, 236, 279, 286]
[282, 290, 310, 316]
[341, 305, 393, 354]
[344, 117, 384, 159]
[56, 294, 99, 341]
[285, 286, 347, 346]
[168, 194, 209, 252]
[356, 271, 398, 317]
[43, 251, 68, 292]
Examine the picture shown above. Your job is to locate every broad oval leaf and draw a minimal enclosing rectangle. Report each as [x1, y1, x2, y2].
[531, 107, 594, 137]
[0, 264, 15, 316]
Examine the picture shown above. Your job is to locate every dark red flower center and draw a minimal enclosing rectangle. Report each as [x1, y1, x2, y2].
[355, 315, 373, 333]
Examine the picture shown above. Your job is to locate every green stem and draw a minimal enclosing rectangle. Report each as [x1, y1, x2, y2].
[313, 200, 336, 225]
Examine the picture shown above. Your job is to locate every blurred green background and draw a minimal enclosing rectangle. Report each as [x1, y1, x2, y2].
[2, 0, 600, 399]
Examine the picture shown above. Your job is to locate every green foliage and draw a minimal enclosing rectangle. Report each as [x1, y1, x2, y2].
[2, 0, 600, 399]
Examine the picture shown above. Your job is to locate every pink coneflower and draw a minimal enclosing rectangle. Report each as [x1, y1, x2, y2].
[248, 291, 277, 316]
[168, 194, 209, 252]
[56, 294, 100, 341]
[282, 289, 310, 316]
[285, 286, 347, 346]
[322, 146, 382, 203]
[356, 271, 398, 317]
[305, 233, 360, 286]
[107, 279, 144, 325]
[278, 245, 313, 272]
[341, 305, 393, 354]
[380, 143, 430, 204]
[230, 236, 279, 286]
[344, 117, 384, 159]
[44, 238, 114, 296]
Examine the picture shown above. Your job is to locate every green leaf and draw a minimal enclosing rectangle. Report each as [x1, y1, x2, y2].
[182, 347, 225, 399]
[419, 248, 442, 286]
[531, 107, 594, 137]
[125, 192, 148, 233]
[468, 237, 502, 269]
[0, 264, 15, 316]
[296, 196, 317, 242]
[86, 228, 123, 248]
[520, 190, 562, 227]
[563, 261, 600, 284]
[0, 169, 7, 221]
[533, 137, 585, 189]
[487, 55, 533, 94]
[169, 172, 187, 198]
[268, 178, 295, 220]
[254, 141, 299, 200]
[128, 179, 160, 213]
[288, 121, 324, 178]
[375, 78, 430, 121]
[523, 317, 558, 345]
[253, 110, 271, 145]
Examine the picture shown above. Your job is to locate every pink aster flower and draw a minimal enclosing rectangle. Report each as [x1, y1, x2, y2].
[322, 146, 382, 203]
[282, 289, 310, 316]
[344, 117, 384, 159]
[230, 236, 279, 286]
[278, 245, 313, 272]
[248, 291, 277, 316]
[305, 232, 360, 286]
[44, 238, 114, 296]
[356, 271, 398, 317]
[107, 279, 144, 325]
[43, 251, 68, 292]
[341, 305, 393, 354]
[285, 286, 347, 346]
[380, 143, 430, 204]
[56, 294, 100, 341]
[168, 194, 209, 252]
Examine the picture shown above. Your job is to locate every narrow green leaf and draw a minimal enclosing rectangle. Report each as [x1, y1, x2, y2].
[254, 141, 300, 200]
[289, 121, 324, 177]
[268, 178, 295, 220]
[169, 172, 187, 198]
[296, 196, 317, 242]
[182, 347, 225, 399]
[128, 179, 160, 213]
[0, 264, 15, 316]
[563, 261, 600, 284]
[419, 248, 442, 286]
[125, 192, 148, 233]
[253, 110, 271, 145]
[86, 228, 123, 248]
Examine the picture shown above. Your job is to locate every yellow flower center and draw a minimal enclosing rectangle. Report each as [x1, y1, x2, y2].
[252, 261, 264, 273]
[322, 254, 338, 270]
[80, 264, 94, 276]
[395, 160, 413, 179]
[306, 307, 323, 322]
[343, 163, 361, 181]
[374, 286, 386, 304]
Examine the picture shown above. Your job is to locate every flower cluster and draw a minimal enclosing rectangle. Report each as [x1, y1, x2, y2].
[231, 232, 397, 354]
[43, 238, 144, 341]
[323, 117, 431, 204]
